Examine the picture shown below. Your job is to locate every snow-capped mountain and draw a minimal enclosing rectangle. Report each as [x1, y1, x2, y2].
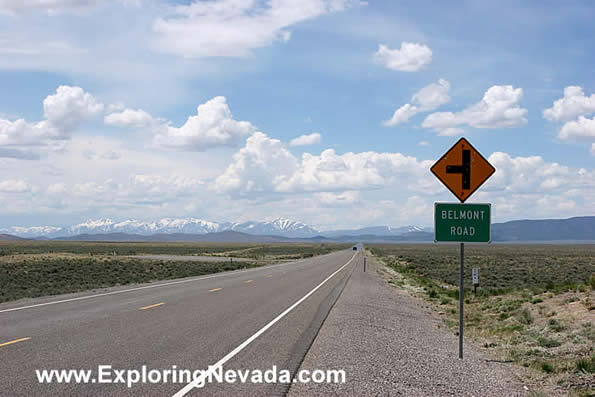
[2, 217, 429, 239]
[65, 218, 118, 236]
[230, 218, 319, 238]
[1, 225, 62, 238]
[111, 218, 223, 235]
[2, 217, 322, 238]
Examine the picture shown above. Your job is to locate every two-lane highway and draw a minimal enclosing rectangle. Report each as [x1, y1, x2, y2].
[0, 249, 360, 396]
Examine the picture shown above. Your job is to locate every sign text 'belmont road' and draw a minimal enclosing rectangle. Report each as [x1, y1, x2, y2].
[434, 203, 491, 243]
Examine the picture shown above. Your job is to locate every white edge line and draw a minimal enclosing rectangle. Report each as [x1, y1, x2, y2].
[172, 251, 359, 397]
[0, 252, 340, 314]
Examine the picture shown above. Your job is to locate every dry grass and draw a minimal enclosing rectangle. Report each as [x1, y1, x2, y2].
[370, 244, 595, 396]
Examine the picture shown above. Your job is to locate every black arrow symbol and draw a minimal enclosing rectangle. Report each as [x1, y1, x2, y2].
[446, 149, 471, 190]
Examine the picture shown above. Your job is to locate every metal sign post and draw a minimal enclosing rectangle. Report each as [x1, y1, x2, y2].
[431, 137, 495, 360]
[459, 242, 464, 359]
[457, 196, 465, 360]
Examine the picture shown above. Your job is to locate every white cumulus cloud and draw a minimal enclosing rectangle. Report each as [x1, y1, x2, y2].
[276, 149, 433, 193]
[543, 87, 595, 153]
[422, 85, 527, 135]
[43, 85, 104, 133]
[0, 85, 103, 158]
[214, 132, 298, 195]
[383, 104, 419, 127]
[384, 79, 450, 126]
[214, 132, 435, 196]
[0, 179, 31, 193]
[558, 116, 595, 141]
[152, 0, 358, 58]
[411, 79, 451, 109]
[373, 42, 432, 72]
[105, 108, 156, 128]
[484, 152, 594, 194]
[0, 0, 98, 15]
[289, 132, 321, 147]
[153, 96, 256, 151]
[474, 152, 595, 220]
[543, 86, 595, 122]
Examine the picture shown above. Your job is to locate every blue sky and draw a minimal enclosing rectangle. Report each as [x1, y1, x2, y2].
[0, 0, 593, 230]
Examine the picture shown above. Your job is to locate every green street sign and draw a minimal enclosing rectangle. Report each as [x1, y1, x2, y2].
[434, 203, 491, 243]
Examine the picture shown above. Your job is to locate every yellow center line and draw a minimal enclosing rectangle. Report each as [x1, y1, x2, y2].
[209, 288, 223, 292]
[244, 280, 253, 284]
[0, 337, 31, 348]
[267, 275, 273, 278]
[139, 302, 165, 310]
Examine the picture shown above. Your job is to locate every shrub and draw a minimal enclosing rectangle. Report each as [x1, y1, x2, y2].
[537, 337, 562, 348]
[548, 319, 566, 332]
[575, 355, 595, 374]
[498, 324, 524, 333]
[540, 361, 555, 373]
[517, 308, 534, 325]
[499, 312, 510, 321]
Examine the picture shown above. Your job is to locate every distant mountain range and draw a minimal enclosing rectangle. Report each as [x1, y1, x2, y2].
[491, 216, 595, 242]
[0, 216, 593, 243]
[0, 233, 27, 241]
[321, 225, 429, 237]
[0, 217, 428, 239]
[1, 217, 320, 239]
[52, 231, 298, 243]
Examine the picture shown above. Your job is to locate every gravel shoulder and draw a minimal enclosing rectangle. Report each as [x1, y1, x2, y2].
[289, 255, 529, 396]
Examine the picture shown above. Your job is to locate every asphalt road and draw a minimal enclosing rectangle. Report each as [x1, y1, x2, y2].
[0, 249, 360, 396]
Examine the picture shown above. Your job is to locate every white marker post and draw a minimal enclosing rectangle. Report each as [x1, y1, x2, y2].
[472, 268, 479, 295]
